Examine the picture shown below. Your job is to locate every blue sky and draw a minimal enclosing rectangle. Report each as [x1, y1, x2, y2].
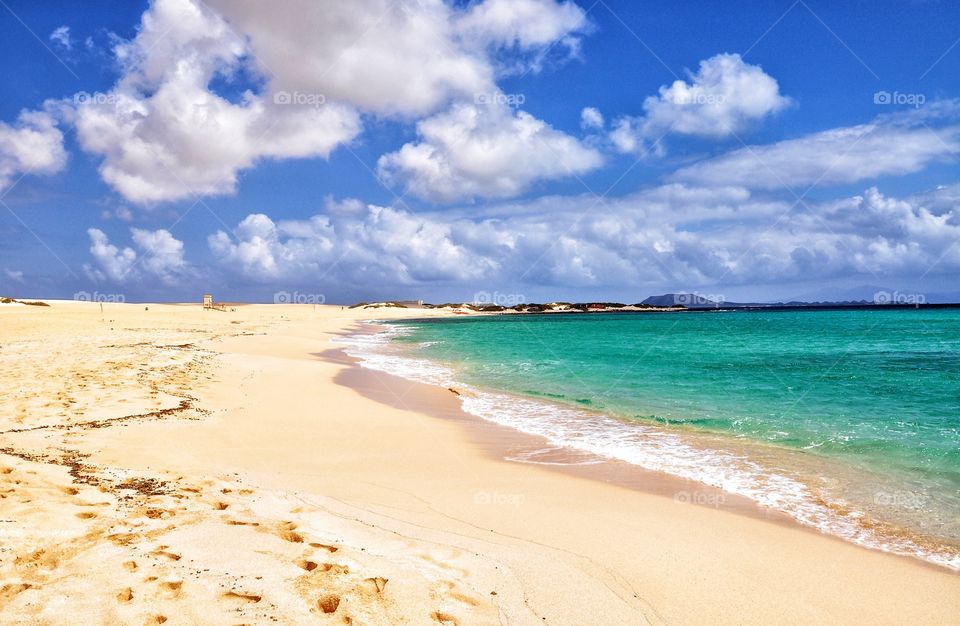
[0, 0, 958, 304]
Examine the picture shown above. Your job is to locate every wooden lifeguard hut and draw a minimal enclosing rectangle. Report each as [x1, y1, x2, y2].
[203, 293, 230, 312]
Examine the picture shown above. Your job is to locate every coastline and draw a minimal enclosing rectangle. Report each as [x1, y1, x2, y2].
[2, 302, 958, 624]
[344, 318, 960, 572]
[331, 341, 805, 524]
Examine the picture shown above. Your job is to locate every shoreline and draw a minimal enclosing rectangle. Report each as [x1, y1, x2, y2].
[2, 302, 959, 624]
[339, 319, 960, 575]
[333, 347, 960, 578]
[330, 343, 805, 524]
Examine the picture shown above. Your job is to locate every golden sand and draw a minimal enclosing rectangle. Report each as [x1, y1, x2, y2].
[1, 301, 957, 625]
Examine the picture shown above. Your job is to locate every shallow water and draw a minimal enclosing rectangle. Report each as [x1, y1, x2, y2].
[338, 309, 960, 569]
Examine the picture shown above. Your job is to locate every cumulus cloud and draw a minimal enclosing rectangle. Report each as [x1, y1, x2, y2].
[205, 0, 492, 117]
[456, 0, 589, 72]
[207, 0, 588, 116]
[49, 26, 72, 50]
[72, 0, 360, 204]
[672, 111, 960, 190]
[580, 107, 604, 130]
[610, 53, 790, 155]
[84, 229, 137, 282]
[193, 180, 960, 299]
[84, 227, 189, 285]
[458, 0, 588, 49]
[70, 0, 594, 204]
[378, 101, 603, 202]
[0, 109, 67, 193]
[208, 198, 502, 286]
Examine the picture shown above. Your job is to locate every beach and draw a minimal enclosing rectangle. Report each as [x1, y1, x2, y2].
[1, 301, 958, 625]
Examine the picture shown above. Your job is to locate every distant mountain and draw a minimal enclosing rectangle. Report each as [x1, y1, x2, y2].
[639, 293, 917, 309]
[641, 293, 727, 307]
[788, 285, 892, 303]
[789, 285, 960, 305]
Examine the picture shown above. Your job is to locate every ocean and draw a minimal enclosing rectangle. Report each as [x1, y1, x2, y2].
[339, 308, 960, 570]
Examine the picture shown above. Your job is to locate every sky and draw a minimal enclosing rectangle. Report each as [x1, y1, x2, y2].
[0, 0, 958, 305]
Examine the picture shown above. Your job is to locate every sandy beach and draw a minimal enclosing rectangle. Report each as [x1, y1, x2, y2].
[1, 301, 958, 625]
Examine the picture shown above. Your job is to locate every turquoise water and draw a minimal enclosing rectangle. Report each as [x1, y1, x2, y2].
[352, 309, 960, 567]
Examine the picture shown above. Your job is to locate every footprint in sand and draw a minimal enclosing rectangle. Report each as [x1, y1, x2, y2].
[150, 549, 182, 561]
[276, 522, 304, 543]
[296, 560, 319, 572]
[298, 559, 350, 576]
[0, 583, 32, 602]
[317, 593, 341, 614]
[431, 611, 460, 625]
[221, 590, 262, 604]
[308, 542, 338, 553]
[362, 577, 389, 593]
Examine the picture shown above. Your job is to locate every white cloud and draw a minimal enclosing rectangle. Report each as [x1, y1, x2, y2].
[206, 0, 490, 118]
[101, 206, 134, 222]
[378, 101, 603, 202]
[673, 115, 960, 190]
[580, 107, 604, 130]
[71, 0, 593, 204]
[456, 0, 589, 72]
[84, 227, 189, 285]
[72, 0, 361, 204]
[3, 268, 24, 283]
[0, 109, 67, 193]
[49, 26, 72, 50]
[193, 179, 960, 299]
[610, 53, 790, 154]
[206, 0, 588, 117]
[209, 199, 500, 286]
[84, 228, 137, 282]
[458, 0, 587, 49]
[130, 228, 188, 284]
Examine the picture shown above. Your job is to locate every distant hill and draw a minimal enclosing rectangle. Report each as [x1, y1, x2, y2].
[641, 293, 725, 307]
[640, 293, 887, 309]
[789, 285, 960, 305]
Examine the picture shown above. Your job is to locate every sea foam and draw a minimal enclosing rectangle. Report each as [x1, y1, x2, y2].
[335, 323, 960, 571]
